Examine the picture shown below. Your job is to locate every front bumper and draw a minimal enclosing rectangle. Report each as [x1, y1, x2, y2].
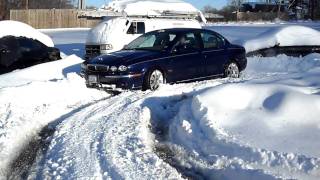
[84, 73, 144, 90]
[84, 53, 100, 61]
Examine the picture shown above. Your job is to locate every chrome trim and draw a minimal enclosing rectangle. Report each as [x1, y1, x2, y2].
[228, 48, 243, 50]
[202, 49, 224, 53]
[131, 52, 199, 66]
[104, 73, 142, 79]
[176, 73, 223, 83]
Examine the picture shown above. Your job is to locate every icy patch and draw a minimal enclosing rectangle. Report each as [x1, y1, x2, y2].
[0, 20, 54, 47]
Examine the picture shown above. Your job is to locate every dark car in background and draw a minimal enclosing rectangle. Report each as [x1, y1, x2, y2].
[82, 28, 247, 91]
[0, 36, 61, 74]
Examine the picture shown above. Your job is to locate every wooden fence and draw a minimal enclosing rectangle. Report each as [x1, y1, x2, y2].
[10, 9, 101, 29]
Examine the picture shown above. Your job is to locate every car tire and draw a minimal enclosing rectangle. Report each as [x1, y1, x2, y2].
[143, 69, 165, 91]
[48, 48, 61, 61]
[224, 62, 240, 78]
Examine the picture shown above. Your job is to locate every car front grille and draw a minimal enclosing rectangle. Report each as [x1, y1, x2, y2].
[85, 45, 100, 55]
[87, 64, 109, 72]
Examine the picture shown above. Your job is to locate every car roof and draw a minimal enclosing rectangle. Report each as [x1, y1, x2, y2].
[152, 28, 217, 34]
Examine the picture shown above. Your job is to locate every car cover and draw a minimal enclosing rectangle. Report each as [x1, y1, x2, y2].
[0, 36, 20, 67]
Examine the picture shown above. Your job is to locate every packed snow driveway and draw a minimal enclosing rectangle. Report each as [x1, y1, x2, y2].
[1, 25, 320, 179]
[1, 53, 320, 179]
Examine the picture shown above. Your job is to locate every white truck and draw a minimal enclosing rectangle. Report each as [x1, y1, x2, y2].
[84, 16, 202, 60]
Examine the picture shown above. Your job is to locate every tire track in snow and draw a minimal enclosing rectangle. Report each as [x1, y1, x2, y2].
[29, 91, 182, 179]
[7, 96, 112, 179]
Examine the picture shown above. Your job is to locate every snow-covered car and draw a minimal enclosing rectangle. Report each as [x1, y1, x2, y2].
[82, 28, 247, 90]
[242, 26, 320, 57]
[0, 20, 60, 74]
[0, 36, 61, 74]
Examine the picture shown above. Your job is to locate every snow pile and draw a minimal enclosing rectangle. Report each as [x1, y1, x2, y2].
[106, 0, 199, 16]
[0, 56, 108, 178]
[167, 53, 320, 179]
[241, 25, 320, 52]
[0, 20, 54, 47]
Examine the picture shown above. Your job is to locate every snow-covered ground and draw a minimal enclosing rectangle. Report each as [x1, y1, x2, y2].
[1, 23, 320, 179]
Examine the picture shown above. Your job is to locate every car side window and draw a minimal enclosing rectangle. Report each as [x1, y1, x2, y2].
[177, 32, 200, 50]
[18, 38, 42, 51]
[138, 35, 156, 47]
[201, 32, 225, 49]
[127, 22, 145, 34]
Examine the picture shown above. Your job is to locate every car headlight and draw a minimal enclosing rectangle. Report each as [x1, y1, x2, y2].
[118, 65, 128, 72]
[81, 63, 87, 69]
[100, 44, 113, 50]
[110, 66, 118, 72]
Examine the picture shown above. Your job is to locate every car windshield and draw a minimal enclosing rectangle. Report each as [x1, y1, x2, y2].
[125, 31, 177, 51]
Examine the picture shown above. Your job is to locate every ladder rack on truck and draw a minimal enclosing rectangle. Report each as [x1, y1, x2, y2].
[78, 10, 203, 21]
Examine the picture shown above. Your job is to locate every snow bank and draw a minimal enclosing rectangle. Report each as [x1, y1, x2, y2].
[166, 53, 320, 179]
[194, 83, 320, 157]
[0, 20, 54, 47]
[240, 25, 320, 52]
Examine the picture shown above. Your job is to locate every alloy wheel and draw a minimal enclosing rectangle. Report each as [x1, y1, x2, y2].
[226, 62, 240, 78]
[149, 70, 164, 91]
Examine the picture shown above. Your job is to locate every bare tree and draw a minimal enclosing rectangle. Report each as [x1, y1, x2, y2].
[202, 5, 219, 13]
[0, 0, 6, 19]
[227, 0, 245, 11]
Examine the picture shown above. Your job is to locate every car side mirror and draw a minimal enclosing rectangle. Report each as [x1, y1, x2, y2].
[123, 44, 128, 50]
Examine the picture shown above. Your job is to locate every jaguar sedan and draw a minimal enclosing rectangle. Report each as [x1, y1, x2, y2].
[82, 28, 247, 91]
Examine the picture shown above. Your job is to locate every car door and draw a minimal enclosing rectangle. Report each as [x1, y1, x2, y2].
[168, 32, 205, 82]
[200, 31, 229, 76]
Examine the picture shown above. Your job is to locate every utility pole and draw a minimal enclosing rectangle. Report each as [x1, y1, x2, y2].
[26, 0, 29, 9]
[78, 0, 86, 9]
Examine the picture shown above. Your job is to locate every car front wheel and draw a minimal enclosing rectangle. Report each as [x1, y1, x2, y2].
[143, 69, 165, 91]
[225, 62, 240, 78]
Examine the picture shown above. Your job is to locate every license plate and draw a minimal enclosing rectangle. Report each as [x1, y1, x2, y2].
[88, 75, 98, 83]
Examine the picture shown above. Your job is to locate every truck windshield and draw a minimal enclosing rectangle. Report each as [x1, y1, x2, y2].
[125, 31, 177, 51]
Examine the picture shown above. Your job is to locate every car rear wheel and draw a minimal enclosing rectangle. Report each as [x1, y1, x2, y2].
[144, 69, 165, 91]
[225, 62, 240, 78]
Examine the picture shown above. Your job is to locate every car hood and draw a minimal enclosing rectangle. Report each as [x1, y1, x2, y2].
[88, 50, 166, 66]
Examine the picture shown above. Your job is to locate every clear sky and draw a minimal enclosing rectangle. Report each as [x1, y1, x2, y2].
[86, 0, 228, 10]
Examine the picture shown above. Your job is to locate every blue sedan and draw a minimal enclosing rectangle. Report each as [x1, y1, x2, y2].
[82, 28, 247, 91]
